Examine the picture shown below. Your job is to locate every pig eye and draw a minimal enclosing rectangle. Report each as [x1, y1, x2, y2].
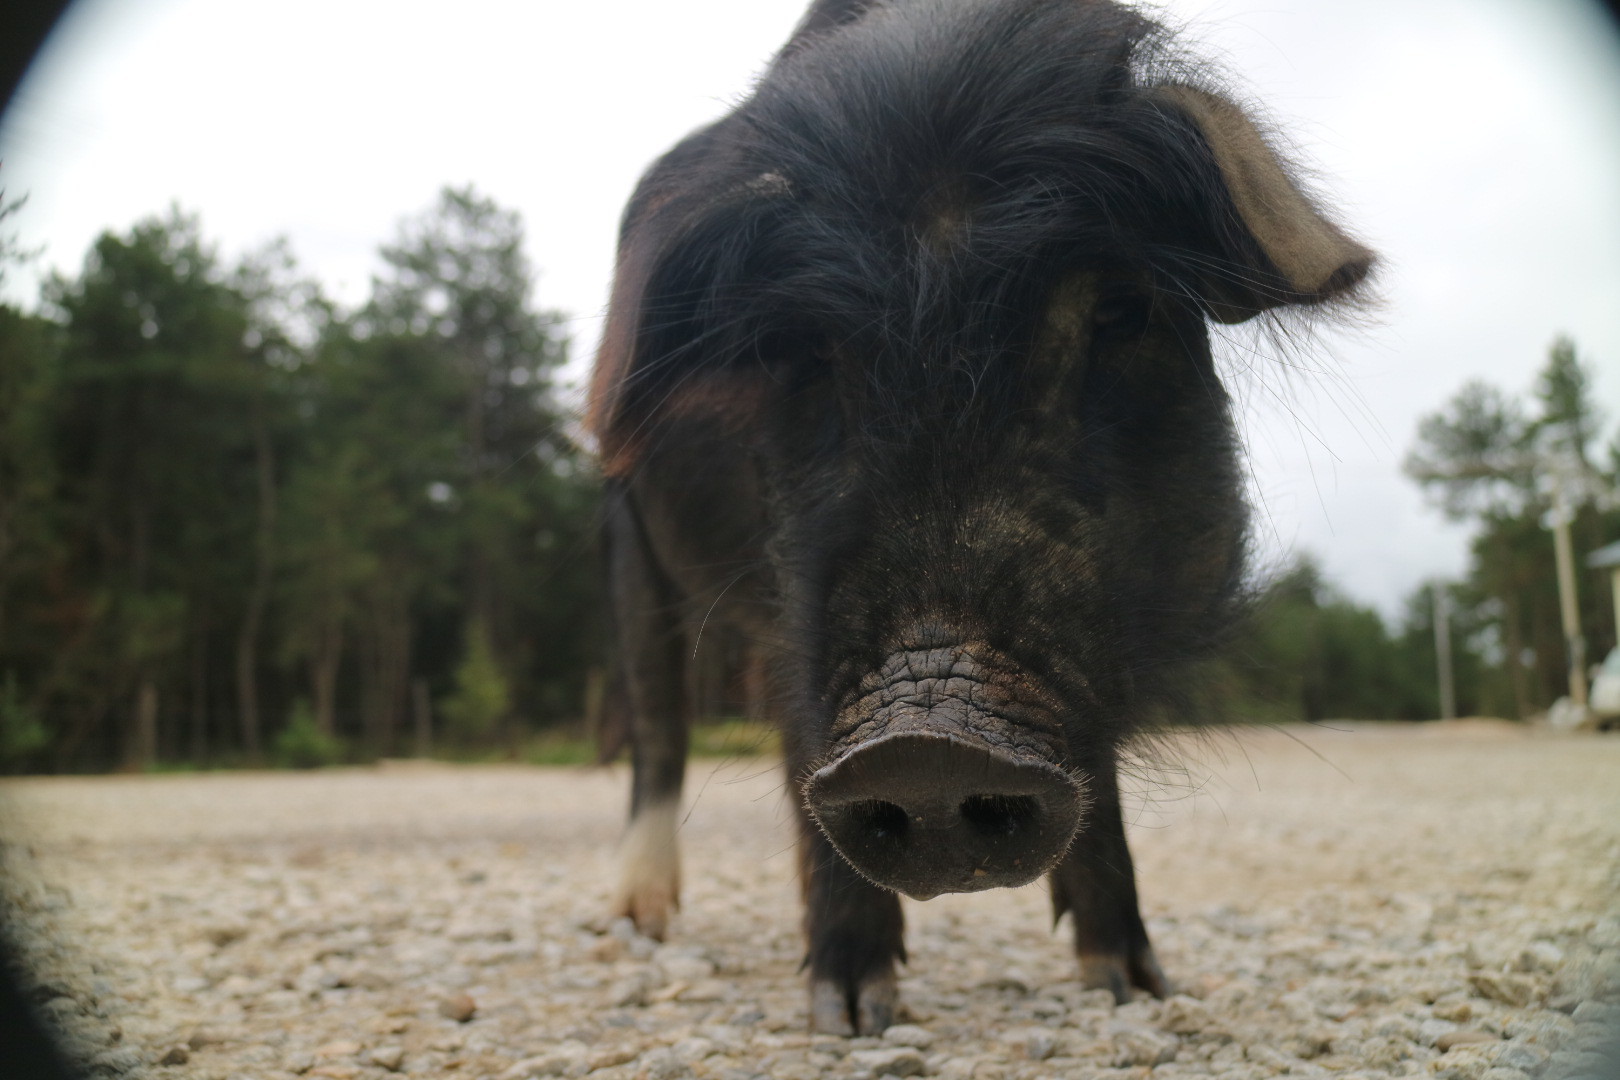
[1092, 288, 1152, 340]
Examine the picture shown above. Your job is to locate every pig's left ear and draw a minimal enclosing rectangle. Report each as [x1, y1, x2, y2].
[1153, 84, 1375, 324]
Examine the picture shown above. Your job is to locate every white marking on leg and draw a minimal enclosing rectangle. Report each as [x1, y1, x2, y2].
[613, 799, 681, 940]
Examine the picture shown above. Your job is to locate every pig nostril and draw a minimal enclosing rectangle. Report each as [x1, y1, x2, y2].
[959, 794, 1038, 838]
[851, 800, 909, 841]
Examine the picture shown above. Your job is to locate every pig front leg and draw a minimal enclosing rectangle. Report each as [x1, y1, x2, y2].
[798, 805, 906, 1035]
[1049, 763, 1170, 1002]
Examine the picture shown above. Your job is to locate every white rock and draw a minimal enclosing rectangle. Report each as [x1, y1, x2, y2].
[1518, 942, 1563, 973]
[671, 1037, 716, 1063]
[367, 1044, 406, 1071]
[1110, 1021, 1177, 1067]
[1419, 1018, 1460, 1046]
[677, 979, 731, 1003]
[1160, 996, 1213, 1034]
[847, 1047, 926, 1076]
[882, 1024, 937, 1049]
[636, 1047, 691, 1080]
[936, 1057, 980, 1080]
[1571, 1000, 1619, 1028]
[1073, 988, 1118, 1011]
[1372, 1014, 1420, 1041]
[498, 1041, 589, 1080]
[1493, 1043, 1547, 1073]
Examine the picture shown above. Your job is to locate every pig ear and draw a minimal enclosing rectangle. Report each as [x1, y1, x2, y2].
[1153, 84, 1374, 324]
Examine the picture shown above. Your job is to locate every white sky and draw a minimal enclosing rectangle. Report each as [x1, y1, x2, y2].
[2, 0, 1618, 620]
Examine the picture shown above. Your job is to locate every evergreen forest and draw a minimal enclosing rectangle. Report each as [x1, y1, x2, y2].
[0, 190, 1614, 773]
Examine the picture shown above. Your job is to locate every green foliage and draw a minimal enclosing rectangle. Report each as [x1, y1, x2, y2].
[1405, 381, 1532, 520]
[0, 190, 39, 289]
[0, 189, 601, 772]
[1219, 556, 1468, 723]
[273, 699, 346, 769]
[520, 730, 598, 766]
[1533, 336, 1603, 468]
[689, 718, 780, 757]
[0, 671, 49, 769]
[440, 622, 511, 743]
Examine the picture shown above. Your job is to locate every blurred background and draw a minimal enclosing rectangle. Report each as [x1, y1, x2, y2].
[0, 0, 1616, 772]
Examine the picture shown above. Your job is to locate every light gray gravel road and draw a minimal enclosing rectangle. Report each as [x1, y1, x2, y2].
[2, 722, 1618, 1080]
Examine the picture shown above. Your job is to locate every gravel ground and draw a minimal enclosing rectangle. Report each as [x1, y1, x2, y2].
[2, 721, 1618, 1080]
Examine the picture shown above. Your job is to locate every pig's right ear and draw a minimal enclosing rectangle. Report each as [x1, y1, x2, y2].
[1153, 84, 1375, 324]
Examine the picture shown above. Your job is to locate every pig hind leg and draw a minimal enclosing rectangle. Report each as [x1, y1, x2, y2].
[606, 486, 690, 941]
[1049, 763, 1170, 1002]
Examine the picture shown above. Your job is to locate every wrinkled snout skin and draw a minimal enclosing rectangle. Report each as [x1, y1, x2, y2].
[805, 643, 1088, 900]
[593, 0, 1373, 1037]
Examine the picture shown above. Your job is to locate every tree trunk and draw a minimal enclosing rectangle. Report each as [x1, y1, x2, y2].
[359, 586, 411, 758]
[129, 680, 157, 771]
[1503, 594, 1532, 720]
[189, 620, 208, 764]
[465, 349, 499, 678]
[312, 615, 343, 737]
[235, 395, 276, 761]
[359, 611, 381, 754]
[380, 597, 410, 755]
[412, 677, 432, 758]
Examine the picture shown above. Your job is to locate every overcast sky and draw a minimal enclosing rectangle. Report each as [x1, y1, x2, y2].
[2, 0, 1617, 619]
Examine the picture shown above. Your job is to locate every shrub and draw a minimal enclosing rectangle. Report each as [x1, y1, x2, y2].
[274, 699, 346, 768]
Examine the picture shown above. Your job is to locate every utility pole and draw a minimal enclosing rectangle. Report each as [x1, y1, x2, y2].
[1431, 584, 1457, 720]
[1547, 475, 1588, 710]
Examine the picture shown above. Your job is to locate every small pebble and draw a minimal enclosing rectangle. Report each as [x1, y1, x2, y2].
[367, 1044, 405, 1071]
[1433, 999, 1474, 1022]
[437, 993, 477, 1023]
[1160, 996, 1213, 1034]
[315, 1040, 361, 1058]
[679, 978, 731, 1002]
[1469, 973, 1538, 1007]
[637, 1047, 691, 1080]
[89, 1047, 144, 1075]
[1015, 1028, 1057, 1061]
[1436, 1030, 1498, 1051]
[186, 1026, 232, 1050]
[881, 1025, 937, 1049]
[588, 1046, 640, 1070]
[498, 1049, 584, 1079]
[847, 1047, 927, 1076]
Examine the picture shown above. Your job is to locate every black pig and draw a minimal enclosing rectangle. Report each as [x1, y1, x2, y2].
[588, 0, 1372, 1035]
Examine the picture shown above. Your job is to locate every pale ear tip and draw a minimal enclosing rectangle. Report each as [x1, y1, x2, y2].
[1317, 245, 1376, 298]
[1204, 243, 1376, 324]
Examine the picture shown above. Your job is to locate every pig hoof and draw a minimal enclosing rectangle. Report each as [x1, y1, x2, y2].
[1079, 945, 1170, 1003]
[613, 801, 681, 941]
[613, 882, 677, 941]
[809, 971, 898, 1035]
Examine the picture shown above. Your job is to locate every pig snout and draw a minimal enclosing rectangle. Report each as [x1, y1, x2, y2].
[803, 644, 1087, 901]
[805, 732, 1085, 899]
